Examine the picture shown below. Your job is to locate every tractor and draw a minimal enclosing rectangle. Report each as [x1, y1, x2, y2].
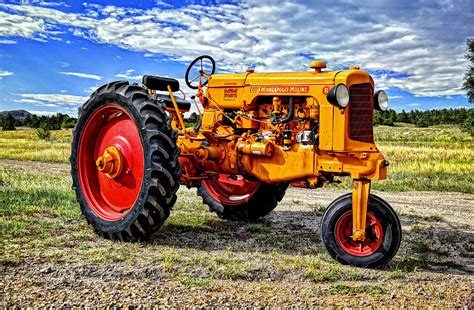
[70, 55, 401, 268]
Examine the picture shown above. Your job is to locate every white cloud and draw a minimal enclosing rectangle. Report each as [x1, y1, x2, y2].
[15, 93, 89, 106]
[114, 69, 142, 81]
[25, 110, 57, 116]
[60, 71, 102, 80]
[0, 10, 45, 38]
[0, 39, 17, 44]
[84, 86, 99, 93]
[0, 1, 471, 98]
[155, 1, 173, 8]
[0, 70, 14, 79]
[37, 1, 70, 8]
[14, 98, 43, 104]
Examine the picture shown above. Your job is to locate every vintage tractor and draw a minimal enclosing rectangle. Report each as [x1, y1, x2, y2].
[71, 55, 401, 268]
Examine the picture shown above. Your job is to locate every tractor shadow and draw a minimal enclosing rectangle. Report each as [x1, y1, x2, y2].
[151, 204, 473, 275]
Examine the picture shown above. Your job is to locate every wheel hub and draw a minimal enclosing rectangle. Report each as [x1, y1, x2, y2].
[96, 146, 123, 178]
[335, 211, 384, 257]
[78, 104, 145, 221]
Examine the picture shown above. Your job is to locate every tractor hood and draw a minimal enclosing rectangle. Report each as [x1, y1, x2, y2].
[208, 71, 340, 88]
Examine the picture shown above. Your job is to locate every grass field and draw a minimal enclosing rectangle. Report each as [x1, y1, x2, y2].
[1, 124, 473, 306]
[1, 125, 473, 193]
[1, 160, 472, 306]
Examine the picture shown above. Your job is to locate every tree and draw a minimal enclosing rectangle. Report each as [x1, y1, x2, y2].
[461, 109, 474, 136]
[464, 39, 474, 103]
[2, 114, 16, 131]
[415, 115, 429, 128]
[188, 112, 199, 123]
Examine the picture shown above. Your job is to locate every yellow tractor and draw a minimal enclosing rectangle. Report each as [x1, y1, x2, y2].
[71, 55, 401, 268]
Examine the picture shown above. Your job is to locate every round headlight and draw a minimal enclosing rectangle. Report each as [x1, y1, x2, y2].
[375, 90, 389, 111]
[327, 84, 350, 108]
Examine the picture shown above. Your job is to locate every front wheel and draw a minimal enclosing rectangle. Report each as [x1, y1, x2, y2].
[321, 193, 401, 268]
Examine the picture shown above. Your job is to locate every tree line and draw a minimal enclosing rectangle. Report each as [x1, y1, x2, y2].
[375, 108, 473, 136]
[0, 113, 77, 131]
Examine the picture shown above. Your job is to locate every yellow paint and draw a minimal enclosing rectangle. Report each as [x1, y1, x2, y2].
[352, 179, 371, 241]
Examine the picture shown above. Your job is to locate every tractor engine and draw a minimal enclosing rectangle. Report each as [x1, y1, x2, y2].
[178, 61, 388, 189]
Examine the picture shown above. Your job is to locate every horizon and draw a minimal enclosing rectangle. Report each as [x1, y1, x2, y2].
[0, 0, 473, 116]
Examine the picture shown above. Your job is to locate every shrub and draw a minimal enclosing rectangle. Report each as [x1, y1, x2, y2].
[36, 127, 51, 140]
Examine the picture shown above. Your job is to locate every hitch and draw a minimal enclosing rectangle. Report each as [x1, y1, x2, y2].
[352, 179, 371, 242]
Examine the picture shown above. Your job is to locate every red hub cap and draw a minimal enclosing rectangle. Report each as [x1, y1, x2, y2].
[202, 174, 260, 205]
[78, 104, 144, 221]
[335, 211, 384, 256]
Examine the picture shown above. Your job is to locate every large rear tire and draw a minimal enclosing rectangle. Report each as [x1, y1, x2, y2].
[70, 81, 181, 241]
[321, 193, 401, 268]
[198, 174, 288, 221]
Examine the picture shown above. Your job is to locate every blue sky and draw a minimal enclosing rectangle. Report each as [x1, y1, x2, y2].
[0, 0, 472, 116]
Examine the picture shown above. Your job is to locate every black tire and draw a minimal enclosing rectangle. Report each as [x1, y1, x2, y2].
[70, 81, 181, 241]
[198, 181, 288, 221]
[321, 193, 401, 268]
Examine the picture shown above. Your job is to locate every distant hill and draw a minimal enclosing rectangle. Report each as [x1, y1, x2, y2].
[0, 110, 33, 121]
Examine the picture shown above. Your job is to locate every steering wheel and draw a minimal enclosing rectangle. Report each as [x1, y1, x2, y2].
[185, 55, 216, 89]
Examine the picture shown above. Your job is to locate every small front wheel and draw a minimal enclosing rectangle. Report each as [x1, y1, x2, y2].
[321, 193, 401, 268]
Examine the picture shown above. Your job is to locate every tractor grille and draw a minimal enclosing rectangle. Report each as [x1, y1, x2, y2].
[348, 83, 374, 143]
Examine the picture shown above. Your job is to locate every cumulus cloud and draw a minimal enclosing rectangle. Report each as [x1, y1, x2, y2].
[60, 71, 103, 80]
[0, 1, 471, 97]
[0, 10, 45, 38]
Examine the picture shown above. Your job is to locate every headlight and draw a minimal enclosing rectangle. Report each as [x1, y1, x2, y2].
[374, 90, 389, 111]
[327, 84, 349, 108]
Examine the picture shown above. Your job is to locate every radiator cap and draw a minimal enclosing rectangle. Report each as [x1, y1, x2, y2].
[309, 60, 326, 72]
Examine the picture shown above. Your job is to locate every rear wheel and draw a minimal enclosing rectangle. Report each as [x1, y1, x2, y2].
[70, 81, 180, 241]
[321, 193, 401, 268]
[198, 174, 288, 221]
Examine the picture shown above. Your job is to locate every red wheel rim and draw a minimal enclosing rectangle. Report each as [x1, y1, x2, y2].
[202, 174, 260, 206]
[335, 211, 384, 256]
[78, 104, 144, 221]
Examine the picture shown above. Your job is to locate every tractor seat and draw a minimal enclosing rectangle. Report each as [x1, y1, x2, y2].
[155, 94, 191, 112]
[142, 75, 191, 111]
[142, 75, 180, 92]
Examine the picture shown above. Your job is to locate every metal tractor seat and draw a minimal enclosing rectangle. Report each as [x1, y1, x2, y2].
[142, 75, 191, 111]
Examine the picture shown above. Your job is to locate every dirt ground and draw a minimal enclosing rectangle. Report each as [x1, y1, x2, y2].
[1, 159, 473, 307]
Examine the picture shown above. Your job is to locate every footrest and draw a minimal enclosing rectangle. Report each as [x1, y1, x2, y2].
[156, 94, 191, 112]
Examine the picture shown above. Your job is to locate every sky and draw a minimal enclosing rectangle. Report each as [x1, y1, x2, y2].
[0, 0, 472, 116]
